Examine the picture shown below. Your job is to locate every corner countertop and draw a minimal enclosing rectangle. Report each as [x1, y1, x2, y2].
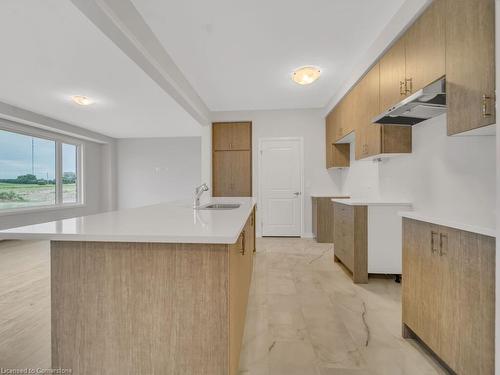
[331, 198, 412, 206]
[0, 197, 256, 244]
[399, 211, 496, 238]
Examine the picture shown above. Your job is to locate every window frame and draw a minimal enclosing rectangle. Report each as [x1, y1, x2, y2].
[0, 120, 85, 215]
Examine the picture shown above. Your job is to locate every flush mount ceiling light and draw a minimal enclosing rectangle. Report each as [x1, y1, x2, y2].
[292, 66, 321, 85]
[71, 95, 94, 106]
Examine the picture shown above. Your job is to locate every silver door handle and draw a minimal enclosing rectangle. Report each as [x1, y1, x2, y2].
[293, 192, 301, 196]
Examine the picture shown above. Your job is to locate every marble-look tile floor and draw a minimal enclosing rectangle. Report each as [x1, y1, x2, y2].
[239, 237, 447, 375]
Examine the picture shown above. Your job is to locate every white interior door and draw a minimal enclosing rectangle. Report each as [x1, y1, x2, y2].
[259, 138, 302, 236]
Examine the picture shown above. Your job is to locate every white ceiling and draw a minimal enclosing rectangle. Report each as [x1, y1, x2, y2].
[0, 0, 411, 138]
[0, 0, 201, 138]
[131, 0, 407, 111]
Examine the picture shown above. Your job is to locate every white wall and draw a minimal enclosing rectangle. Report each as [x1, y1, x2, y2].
[117, 137, 201, 209]
[337, 115, 496, 230]
[0, 139, 113, 230]
[210, 109, 342, 237]
[200, 125, 212, 196]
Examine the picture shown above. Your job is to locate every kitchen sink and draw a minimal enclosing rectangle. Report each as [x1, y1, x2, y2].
[199, 203, 241, 210]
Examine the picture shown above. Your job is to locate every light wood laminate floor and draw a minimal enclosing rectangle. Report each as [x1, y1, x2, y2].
[0, 239, 446, 374]
[0, 240, 50, 369]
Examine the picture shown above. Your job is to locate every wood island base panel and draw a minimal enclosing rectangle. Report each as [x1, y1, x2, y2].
[50, 209, 255, 375]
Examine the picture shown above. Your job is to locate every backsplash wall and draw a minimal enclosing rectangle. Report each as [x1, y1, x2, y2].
[334, 114, 496, 230]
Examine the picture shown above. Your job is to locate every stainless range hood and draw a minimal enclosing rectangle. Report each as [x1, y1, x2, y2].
[372, 78, 446, 126]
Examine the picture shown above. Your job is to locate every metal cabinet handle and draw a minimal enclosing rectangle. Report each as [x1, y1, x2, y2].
[439, 233, 448, 256]
[405, 78, 413, 95]
[430, 231, 439, 254]
[240, 231, 246, 255]
[293, 192, 301, 196]
[482, 94, 493, 117]
[400, 81, 406, 96]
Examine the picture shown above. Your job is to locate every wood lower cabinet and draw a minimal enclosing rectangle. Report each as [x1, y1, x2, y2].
[402, 218, 495, 374]
[312, 197, 348, 243]
[333, 203, 368, 283]
[446, 0, 495, 135]
[50, 208, 256, 375]
[229, 209, 255, 375]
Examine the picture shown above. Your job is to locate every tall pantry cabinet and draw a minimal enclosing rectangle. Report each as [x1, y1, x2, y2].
[212, 122, 252, 197]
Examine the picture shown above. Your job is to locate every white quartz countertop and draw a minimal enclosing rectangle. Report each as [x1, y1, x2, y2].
[0, 197, 256, 244]
[399, 211, 496, 238]
[311, 194, 350, 198]
[331, 198, 412, 206]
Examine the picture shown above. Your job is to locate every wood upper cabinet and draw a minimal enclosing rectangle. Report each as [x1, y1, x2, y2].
[212, 122, 252, 197]
[355, 63, 412, 160]
[325, 110, 335, 168]
[338, 90, 355, 141]
[356, 63, 381, 159]
[331, 92, 356, 143]
[326, 108, 350, 168]
[402, 218, 495, 374]
[379, 37, 407, 111]
[446, 0, 496, 135]
[213, 122, 252, 151]
[405, 0, 446, 95]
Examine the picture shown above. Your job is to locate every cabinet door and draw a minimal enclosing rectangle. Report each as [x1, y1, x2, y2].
[334, 99, 346, 141]
[213, 123, 234, 151]
[358, 64, 382, 158]
[446, 0, 495, 135]
[213, 123, 251, 150]
[435, 226, 460, 369]
[452, 230, 495, 374]
[213, 151, 251, 197]
[230, 151, 252, 196]
[379, 37, 406, 111]
[325, 112, 335, 168]
[230, 123, 252, 150]
[316, 198, 334, 243]
[212, 151, 233, 196]
[312, 197, 318, 238]
[402, 219, 440, 352]
[333, 204, 354, 271]
[229, 233, 247, 375]
[338, 90, 355, 140]
[405, 0, 445, 94]
[247, 209, 256, 255]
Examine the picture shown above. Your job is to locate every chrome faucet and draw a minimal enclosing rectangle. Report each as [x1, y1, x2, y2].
[193, 183, 209, 209]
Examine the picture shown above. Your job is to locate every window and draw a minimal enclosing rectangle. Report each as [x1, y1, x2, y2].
[0, 127, 82, 211]
[62, 143, 78, 203]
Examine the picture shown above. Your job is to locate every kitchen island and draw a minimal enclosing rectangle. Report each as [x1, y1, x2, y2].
[0, 198, 256, 375]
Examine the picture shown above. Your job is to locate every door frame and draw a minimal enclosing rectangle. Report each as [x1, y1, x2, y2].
[258, 137, 304, 237]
